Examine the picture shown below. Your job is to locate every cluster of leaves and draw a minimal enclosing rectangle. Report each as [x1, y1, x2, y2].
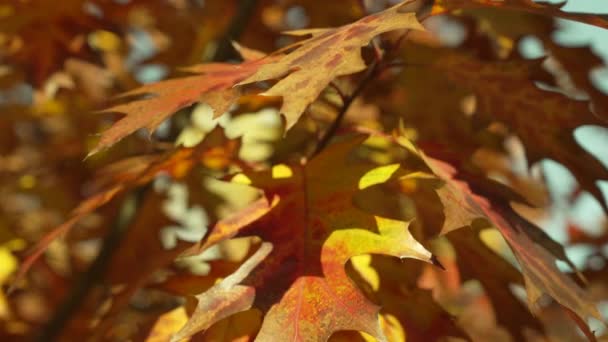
[1, 0, 608, 341]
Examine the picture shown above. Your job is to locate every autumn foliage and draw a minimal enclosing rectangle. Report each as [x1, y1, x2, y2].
[1, 0, 608, 341]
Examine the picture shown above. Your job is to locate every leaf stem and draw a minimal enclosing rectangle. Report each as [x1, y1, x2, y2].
[311, 59, 381, 158]
[386, 60, 432, 69]
[328, 82, 348, 103]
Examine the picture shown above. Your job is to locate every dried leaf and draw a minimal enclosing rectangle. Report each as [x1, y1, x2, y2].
[422, 148, 601, 331]
[171, 242, 273, 342]
[145, 307, 190, 342]
[238, 2, 424, 130]
[432, 0, 608, 29]
[435, 52, 608, 210]
[90, 58, 271, 155]
[349, 254, 468, 341]
[182, 135, 434, 341]
[393, 134, 602, 334]
[447, 227, 544, 339]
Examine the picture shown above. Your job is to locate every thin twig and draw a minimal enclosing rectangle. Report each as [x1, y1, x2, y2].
[328, 82, 348, 103]
[36, 186, 148, 342]
[212, 0, 259, 62]
[311, 60, 381, 158]
[385, 60, 432, 69]
[310, 5, 431, 157]
[372, 39, 383, 61]
[570, 12, 607, 21]
[169, 0, 259, 139]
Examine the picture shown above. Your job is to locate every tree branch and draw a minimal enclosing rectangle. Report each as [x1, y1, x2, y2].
[311, 60, 381, 158]
[212, 0, 259, 62]
[36, 186, 148, 342]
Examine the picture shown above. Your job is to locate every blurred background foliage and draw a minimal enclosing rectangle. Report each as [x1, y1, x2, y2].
[0, 0, 607, 341]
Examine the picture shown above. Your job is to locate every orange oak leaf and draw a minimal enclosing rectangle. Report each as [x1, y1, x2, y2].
[83, 195, 274, 341]
[199, 309, 262, 342]
[390, 134, 602, 335]
[90, 55, 275, 156]
[342, 133, 546, 338]
[145, 307, 190, 342]
[238, 1, 424, 131]
[172, 135, 434, 341]
[171, 242, 273, 342]
[417, 148, 602, 333]
[432, 0, 608, 30]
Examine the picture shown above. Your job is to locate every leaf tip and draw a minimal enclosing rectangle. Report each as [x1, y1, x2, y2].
[430, 254, 446, 270]
[84, 150, 98, 161]
[169, 333, 185, 342]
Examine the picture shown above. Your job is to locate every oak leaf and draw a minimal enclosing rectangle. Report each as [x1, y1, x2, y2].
[145, 307, 190, 342]
[92, 2, 424, 154]
[171, 242, 273, 342]
[61, 173, 273, 339]
[544, 42, 608, 121]
[447, 226, 544, 340]
[90, 57, 273, 155]
[173, 135, 434, 341]
[340, 133, 546, 338]
[349, 254, 468, 341]
[435, 52, 608, 210]
[405, 140, 604, 333]
[238, 1, 424, 130]
[432, 0, 608, 30]
[439, 7, 608, 121]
